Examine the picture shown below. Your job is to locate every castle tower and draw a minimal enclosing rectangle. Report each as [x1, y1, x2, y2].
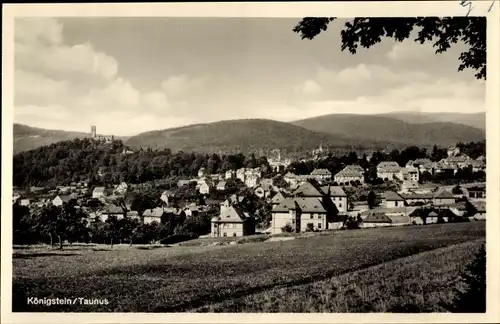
[91, 125, 97, 138]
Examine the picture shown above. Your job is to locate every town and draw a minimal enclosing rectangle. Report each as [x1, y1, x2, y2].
[12, 130, 486, 247]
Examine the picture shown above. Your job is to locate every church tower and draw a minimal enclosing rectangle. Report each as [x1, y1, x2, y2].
[91, 125, 97, 138]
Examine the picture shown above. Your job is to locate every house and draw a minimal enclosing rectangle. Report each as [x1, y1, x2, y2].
[245, 174, 260, 188]
[361, 212, 410, 228]
[177, 179, 192, 187]
[225, 170, 235, 180]
[92, 186, 106, 199]
[320, 185, 348, 213]
[142, 207, 164, 224]
[216, 181, 227, 191]
[198, 182, 212, 195]
[270, 181, 340, 234]
[377, 162, 401, 181]
[309, 168, 332, 182]
[198, 167, 207, 178]
[52, 195, 72, 207]
[100, 204, 125, 222]
[466, 185, 486, 200]
[468, 159, 486, 172]
[236, 168, 246, 182]
[211, 201, 255, 237]
[115, 182, 128, 194]
[334, 165, 364, 185]
[433, 189, 456, 205]
[447, 146, 461, 157]
[471, 201, 486, 220]
[399, 166, 419, 182]
[271, 191, 287, 205]
[160, 190, 175, 205]
[19, 198, 31, 206]
[382, 191, 405, 208]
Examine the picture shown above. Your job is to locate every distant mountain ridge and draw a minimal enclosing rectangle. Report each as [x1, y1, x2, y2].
[377, 111, 485, 130]
[291, 113, 485, 148]
[13, 111, 486, 154]
[124, 118, 391, 153]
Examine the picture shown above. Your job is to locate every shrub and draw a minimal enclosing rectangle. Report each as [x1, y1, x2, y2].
[281, 223, 293, 233]
[452, 244, 486, 312]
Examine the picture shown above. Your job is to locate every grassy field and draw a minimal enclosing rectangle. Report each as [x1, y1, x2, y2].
[194, 239, 485, 312]
[12, 222, 485, 312]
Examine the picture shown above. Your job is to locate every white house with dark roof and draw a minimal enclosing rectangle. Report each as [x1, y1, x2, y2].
[92, 186, 106, 199]
[211, 201, 255, 237]
[382, 191, 406, 208]
[142, 207, 164, 224]
[433, 189, 456, 205]
[320, 185, 348, 213]
[216, 180, 227, 191]
[309, 168, 332, 182]
[270, 181, 344, 234]
[334, 165, 365, 185]
[377, 161, 401, 181]
[52, 195, 72, 207]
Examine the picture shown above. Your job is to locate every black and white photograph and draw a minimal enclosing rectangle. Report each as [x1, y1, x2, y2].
[2, 1, 499, 322]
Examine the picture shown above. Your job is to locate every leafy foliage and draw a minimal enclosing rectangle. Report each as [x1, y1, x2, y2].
[293, 17, 486, 79]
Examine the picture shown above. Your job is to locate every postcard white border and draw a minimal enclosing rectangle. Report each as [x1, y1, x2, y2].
[2, 1, 499, 323]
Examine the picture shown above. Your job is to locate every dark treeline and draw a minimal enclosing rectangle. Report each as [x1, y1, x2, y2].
[13, 138, 485, 189]
[13, 199, 213, 247]
[13, 138, 271, 188]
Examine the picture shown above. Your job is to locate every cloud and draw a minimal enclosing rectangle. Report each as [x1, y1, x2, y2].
[386, 40, 437, 61]
[14, 18, 205, 135]
[161, 74, 206, 97]
[295, 79, 323, 95]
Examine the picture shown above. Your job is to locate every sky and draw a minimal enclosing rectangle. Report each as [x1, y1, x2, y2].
[14, 17, 485, 136]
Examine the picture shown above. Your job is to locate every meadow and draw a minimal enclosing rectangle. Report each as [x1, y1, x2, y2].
[12, 221, 485, 312]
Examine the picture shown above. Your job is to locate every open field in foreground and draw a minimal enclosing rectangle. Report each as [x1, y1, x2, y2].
[194, 239, 485, 312]
[12, 222, 485, 312]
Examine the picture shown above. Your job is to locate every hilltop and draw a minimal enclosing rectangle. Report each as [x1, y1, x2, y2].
[291, 114, 485, 148]
[124, 119, 390, 153]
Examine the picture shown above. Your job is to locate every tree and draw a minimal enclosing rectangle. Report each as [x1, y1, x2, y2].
[452, 185, 463, 195]
[452, 244, 486, 312]
[293, 17, 486, 80]
[367, 191, 377, 209]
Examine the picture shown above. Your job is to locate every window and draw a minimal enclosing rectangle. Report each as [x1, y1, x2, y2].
[310, 214, 314, 219]
[318, 214, 322, 219]
[318, 223, 322, 229]
[395, 201, 398, 206]
[223, 232, 227, 237]
[233, 232, 237, 237]
[339, 203, 342, 208]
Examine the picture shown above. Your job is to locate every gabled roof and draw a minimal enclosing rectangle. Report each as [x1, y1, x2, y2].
[272, 198, 298, 212]
[363, 212, 392, 223]
[383, 191, 405, 201]
[102, 204, 124, 214]
[335, 167, 364, 178]
[271, 191, 287, 204]
[400, 193, 434, 200]
[217, 180, 227, 187]
[294, 197, 327, 213]
[143, 207, 165, 217]
[93, 186, 105, 193]
[56, 195, 72, 203]
[292, 181, 324, 197]
[386, 215, 410, 224]
[310, 168, 332, 176]
[434, 189, 455, 199]
[377, 161, 401, 172]
[218, 205, 252, 223]
[320, 186, 347, 197]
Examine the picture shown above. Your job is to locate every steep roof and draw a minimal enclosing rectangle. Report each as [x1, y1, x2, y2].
[363, 212, 392, 223]
[320, 186, 347, 197]
[377, 161, 401, 172]
[335, 168, 364, 178]
[93, 187, 105, 193]
[400, 193, 434, 200]
[143, 207, 164, 218]
[386, 215, 410, 224]
[272, 198, 298, 212]
[310, 168, 332, 176]
[218, 205, 252, 223]
[294, 197, 327, 213]
[271, 191, 287, 204]
[292, 181, 324, 197]
[56, 195, 72, 203]
[383, 191, 405, 201]
[102, 204, 124, 214]
[434, 189, 455, 199]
